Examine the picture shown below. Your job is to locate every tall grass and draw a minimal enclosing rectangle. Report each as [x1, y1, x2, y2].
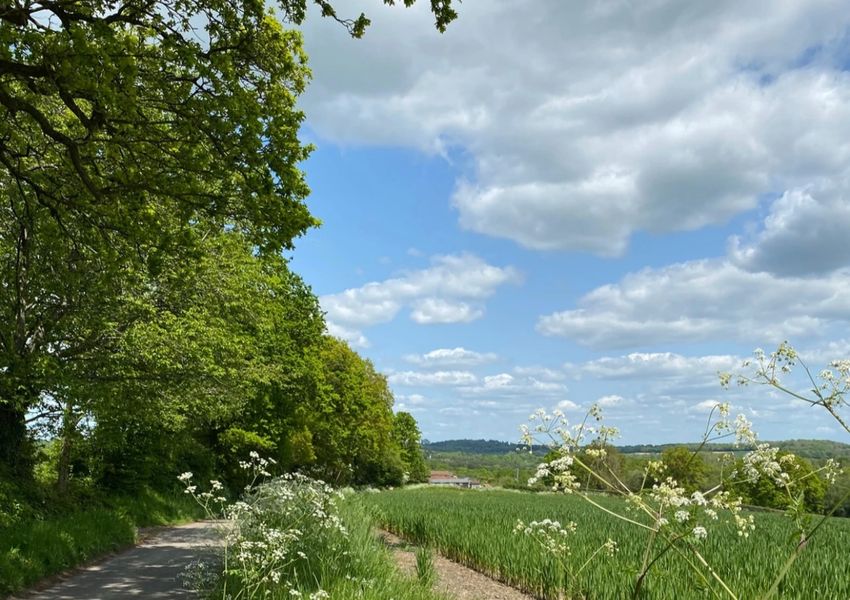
[366, 487, 850, 599]
[0, 488, 202, 596]
[415, 546, 436, 588]
[190, 470, 449, 600]
[308, 497, 449, 600]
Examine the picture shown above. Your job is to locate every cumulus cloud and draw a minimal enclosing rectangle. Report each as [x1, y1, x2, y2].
[302, 0, 850, 256]
[581, 352, 741, 379]
[691, 399, 730, 414]
[388, 370, 478, 386]
[482, 373, 514, 389]
[513, 366, 567, 381]
[325, 321, 370, 348]
[730, 180, 850, 276]
[322, 253, 519, 342]
[397, 393, 427, 405]
[395, 394, 428, 413]
[410, 298, 483, 323]
[797, 340, 850, 366]
[405, 347, 499, 367]
[596, 394, 625, 407]
[462, 372, 568, 398]
[538, 260, 850, 348]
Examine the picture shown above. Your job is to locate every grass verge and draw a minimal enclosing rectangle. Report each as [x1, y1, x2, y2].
[192, 473, 447, 600]
[0, 488, 202, 597]
[306, 496, 449, 600]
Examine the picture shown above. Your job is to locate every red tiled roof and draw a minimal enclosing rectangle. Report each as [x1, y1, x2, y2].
[429, 470, 456, 479]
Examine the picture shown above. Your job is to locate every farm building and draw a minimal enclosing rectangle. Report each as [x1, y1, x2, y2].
[428, 470, 482, 488]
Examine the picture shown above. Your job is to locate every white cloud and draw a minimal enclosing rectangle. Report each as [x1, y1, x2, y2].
[388, 370, 478, 386]
[597, 394, 625, 407]
[797, 340, 850, 366]
[410, 298, 483, 323]
[302, 0, 850, 255]
[397, 393, 427, 405]
[582, 353, 740, 379]
[482, 373, 514, 389]
[325, 321, 370, 348]
[438, 406, 478, 416]
[513, 366, 567, 381]
[462, 372, 568, 398]
[691, 399, 727, 414]
[321, 253, 519, 341]
[405, 347, 499, 367]
[538, 260, 850, 348]
[730, 180, 850, 276]
[557, 399, 580, 411]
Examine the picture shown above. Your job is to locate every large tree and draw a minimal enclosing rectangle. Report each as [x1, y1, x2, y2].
[85, 231, 326, 489]
[1, 0, 316, 475]
[0, 0, 457, 250]
[308, 337, 405, 486]
[393, 411, 429, 482]
[0, 0, 456, 480]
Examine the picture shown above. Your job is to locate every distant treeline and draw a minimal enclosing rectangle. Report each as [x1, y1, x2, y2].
[618, 439, 850, 459]
[423, 439, 547, 455]
[424, 438, 850, 460]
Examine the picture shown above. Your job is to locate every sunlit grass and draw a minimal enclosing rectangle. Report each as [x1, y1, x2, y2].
[0, 488, 202, 596]
[365, 486, 850, 599]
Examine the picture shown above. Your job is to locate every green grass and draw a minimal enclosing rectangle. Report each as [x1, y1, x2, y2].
[209, 478, 448, 600]
[294, 496, 449, 600]
[0, 488, 202, 597]
[365, 487, 850, 600]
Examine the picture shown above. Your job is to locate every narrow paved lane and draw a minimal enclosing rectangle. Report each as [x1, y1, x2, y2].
[14, 521, 220, 600]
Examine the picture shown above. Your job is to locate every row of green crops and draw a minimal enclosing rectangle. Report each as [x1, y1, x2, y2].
[364, 487, 850, 599]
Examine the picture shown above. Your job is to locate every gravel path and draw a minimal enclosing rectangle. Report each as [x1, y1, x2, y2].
[11, 521, 221, 600]
[377, 530, 536, 600]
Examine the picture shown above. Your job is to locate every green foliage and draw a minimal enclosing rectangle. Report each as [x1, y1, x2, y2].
[394, 412, 430, 483]
[2, 223, 422, 496]
[0, 0, 435, 528]
[306, 337, 406, 486]
[0, 508, 134, 596]
[730, 454, 827, 513]
[366, 487, 850, 599]
[0, 0, 317, 478]
[1, 2, 316, 254]
[660, 446, 708, 493]
[187, 472, 447, 600]
[415, 546, 436, 588]
[573, 443, 626, 492]
[280, 0, 459, 37]
[323, 498, 448, 600]
[0, 484, 201, 596]
[824, 461, 850, 517]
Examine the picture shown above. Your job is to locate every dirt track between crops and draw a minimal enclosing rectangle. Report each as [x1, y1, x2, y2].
[10, 521, 221, 600]
[378, 530, 536, 600]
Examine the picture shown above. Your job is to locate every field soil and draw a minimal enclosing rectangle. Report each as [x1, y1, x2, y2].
[9, 521, 221, 600]
[377, 530, 535, 600]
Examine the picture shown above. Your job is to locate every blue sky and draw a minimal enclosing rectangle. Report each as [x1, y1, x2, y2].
[287, 1, 850, 445]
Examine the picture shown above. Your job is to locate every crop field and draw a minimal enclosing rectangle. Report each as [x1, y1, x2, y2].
[364, 487, 850, 599]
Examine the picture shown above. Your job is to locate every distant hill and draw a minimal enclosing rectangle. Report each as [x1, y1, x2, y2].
[423, 438, 850, 460]
[423, 439, 546, 455]
[618, 439, 850, 459]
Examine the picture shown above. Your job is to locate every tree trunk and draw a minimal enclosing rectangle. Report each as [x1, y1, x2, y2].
[0, 206, 35, 478]
[57, 400, 76, 493]
[0, 400, 31, 478]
